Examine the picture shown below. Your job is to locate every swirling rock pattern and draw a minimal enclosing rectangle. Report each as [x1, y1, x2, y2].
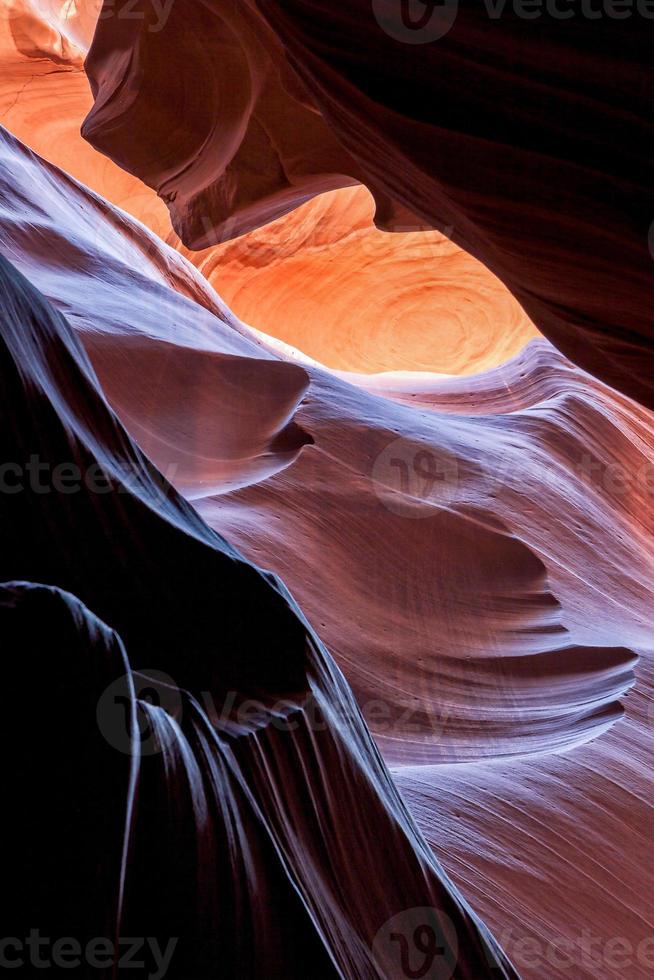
[0, 1, 540, 380]
[175, 185, 540, 376]
[0, 250, 518, 978]
[1, 3, 653, 979]
[2, 118, 654, 975]
[83, 0, 654, 405]
[0, 125, 314, 494]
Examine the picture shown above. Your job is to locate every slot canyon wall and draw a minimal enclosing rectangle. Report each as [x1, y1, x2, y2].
[0, 2, 652, 978]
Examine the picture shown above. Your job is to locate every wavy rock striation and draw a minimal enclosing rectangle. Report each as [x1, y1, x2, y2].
[1, 4, 653, 978]
[2, 120, 653, 977]
[0, 2, 541, 380]
[175, 185, 540, 376]
[83, 0, 653, 405]
[0, 252, 518, 978]
[0, 125, 638, 763]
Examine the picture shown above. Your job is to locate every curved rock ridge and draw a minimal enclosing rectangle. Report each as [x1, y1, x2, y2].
[2, 114, 653, 977]
[394, 668, 654, 980]
[3, 581, 136, 953]
[3, 0, 89, 64]
[0, 124, 313, 494]
[0, 256, 518, 979]
[81, 0, 367, 246]
[200, 349, 649, 763]
[83, 0, 654, 406]
[354, 340, 583, 414]
[2, 6, 654, 977]
[0, 0, 174, 247]
[205, 336, 654, 975]
[0, 125, 637, 765]
[0, 0, 541, 379]
[173, 185, 540, 376]
[203, 334, 654, 977]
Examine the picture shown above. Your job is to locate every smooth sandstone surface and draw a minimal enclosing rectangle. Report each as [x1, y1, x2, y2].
[1, 2, 653, 978]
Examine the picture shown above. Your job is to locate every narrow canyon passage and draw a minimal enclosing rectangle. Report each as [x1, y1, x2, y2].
[1, 3, 652, 978]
